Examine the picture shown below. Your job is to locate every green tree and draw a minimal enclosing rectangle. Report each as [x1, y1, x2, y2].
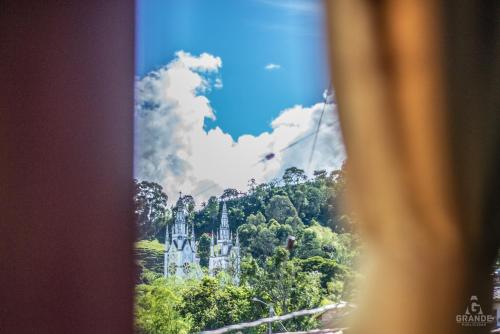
[240, 255, 259, 283]
[306, 223, 360, 267]
[247, 178, 258, 193]
[296, 228, 324, 258]
[302, 187, 323, 223]
[249, 248, 323, 331]
[265, 195, 297, 224]
[181, 276, 253, 332]
[282, 167, 307, 185]
[228, 206, 246, 229]
[182, 195, 196, 213]
[194, 196, 219, 233]
[289, 189, 307, 217]
[250, 226, 279, 260]
[198, 233, 211, 267]
[246, 212, 266, 226]
[237, 223, 258, 250]
[313, 169, 328, 181]
[133, 179, 168, 240]
[285, 216, 304, 232]
[135, 279, 191, 334]
[272, 223, 293, 244]
[296, 256, 342, 288]
[206, 196, 219, 222]
[221, 188, 240, 201]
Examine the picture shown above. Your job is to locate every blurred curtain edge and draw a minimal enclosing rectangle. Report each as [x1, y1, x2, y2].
[325, 1, 499, 334]
[0, 2, 136, 333]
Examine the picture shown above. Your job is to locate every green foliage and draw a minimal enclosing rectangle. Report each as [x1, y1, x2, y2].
[296, 256, 341, 288]
[198, 233, 211, 268]
[238, 223, 258, 249]
[282, 167, 307, 185]
[135, 278, 192, 334]
[249, 225, 279, 260]
[285, 216, 304, 231]
[306, 224, 360, 267]
[271, 222, 293, 244]
[248, 248, 323, 331]
[228, 206, 246, 229]
[289, 189, 307, 217]
[193, 196, 219, 233]
[180, 276, 253, 332]
[206, 196, 219, 221]
[182, 195, 196, 213]
[265, 195, 297, 223]
[134, 180, 169, 240]
[313, 169, 328, 180]
[136, 239, 164, 252]
[221, 188, 240, 201]
[296, 229, 324, 259]
[302, 187, 323, 222]
[135, 240, 164, 276]
[134, 163, 360, 333]
[246, 212, 266, 226]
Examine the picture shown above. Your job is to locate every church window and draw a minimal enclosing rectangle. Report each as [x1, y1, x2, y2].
[182, 262, 191, 274]
[168, 263, 176, 276]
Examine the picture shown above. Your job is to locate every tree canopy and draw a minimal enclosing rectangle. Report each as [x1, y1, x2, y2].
[133, 179, 168, 240]
[134, 164, 360, 333]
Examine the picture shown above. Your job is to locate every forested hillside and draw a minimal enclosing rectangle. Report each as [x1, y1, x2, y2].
[134, 164, 361, 334]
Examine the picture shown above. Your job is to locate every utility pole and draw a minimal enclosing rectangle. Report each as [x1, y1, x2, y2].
[252, 298, 275, 334]
[252, 297, 287, 334]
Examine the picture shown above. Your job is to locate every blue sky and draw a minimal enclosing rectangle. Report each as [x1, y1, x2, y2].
[136, 0, 330, 139]
[134, 0, 344, 202]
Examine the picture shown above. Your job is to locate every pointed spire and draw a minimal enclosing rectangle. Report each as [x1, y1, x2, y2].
[220, 201, 229, 229]
[176, 192, 183, 208]
[218, 201, 230, 241]
[173, 191, 187, 238]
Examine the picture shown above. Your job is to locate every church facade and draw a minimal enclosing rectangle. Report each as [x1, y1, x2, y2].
[164, 199, 240, 285]
[164, 197, 200, 279]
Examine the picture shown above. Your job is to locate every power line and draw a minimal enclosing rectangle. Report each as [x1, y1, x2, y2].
[257, 84, 333, 167]
[279, 131, 317, 153]
[308, 83, 332, 170]
[256, 131, 317, 165]
[187, 86, 334, 200]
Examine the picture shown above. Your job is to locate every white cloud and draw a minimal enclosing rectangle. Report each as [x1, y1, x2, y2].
[214, 78, 223, 89]
[175, 51, 222, 72]
[265, 63, 281, 71]
[135, 51, 345, 204]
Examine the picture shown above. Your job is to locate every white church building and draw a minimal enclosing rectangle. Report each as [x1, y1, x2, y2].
[164, 198, 240, 285]
[164, 197, 200, 279]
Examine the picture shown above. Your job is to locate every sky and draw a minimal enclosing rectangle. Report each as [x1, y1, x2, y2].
[135, 0, 345, 203]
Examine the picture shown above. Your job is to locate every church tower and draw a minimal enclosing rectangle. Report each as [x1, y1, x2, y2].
[164, 195, 200, 279]
[209, 201, 241, 285]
